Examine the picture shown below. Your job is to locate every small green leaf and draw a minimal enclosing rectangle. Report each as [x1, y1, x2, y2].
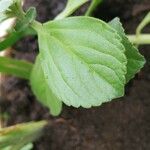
[0, 121, 47, 149]
[0, 0, 13, 13]
[0, 7, 37, 51]
[0, 56, 33, 79]
[55, 0, 89, 20]
[15, 7, 36, 31]
[30, 56, 62, 116]
[19, 143, 33, 150]
[0, 0, 13, 22]
[109, 18, 145, 82]
[2, 143, 33, 150]
[34, 16, 127, 108]
[0, 0, 22, 22]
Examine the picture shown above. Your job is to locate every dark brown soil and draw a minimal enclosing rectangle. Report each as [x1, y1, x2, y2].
[1, 0, 150, 150]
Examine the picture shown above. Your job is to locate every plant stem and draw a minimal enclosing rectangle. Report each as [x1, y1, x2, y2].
[0, 27, 36, 51]
[55, 0, 89, 20]
[30, 20, 43, 32]
[85, 0, 103, 16]
[0, 57, 33, 79]
[136, 12, 150, 36]
[127, 34, 150, 45]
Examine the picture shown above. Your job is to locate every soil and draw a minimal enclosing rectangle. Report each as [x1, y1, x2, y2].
[1, 0, 150, 150]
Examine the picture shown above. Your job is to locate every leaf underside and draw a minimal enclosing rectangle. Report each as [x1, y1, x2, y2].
[30, 56, 62, 116]
[36, 16, 127, 108]
[0, 121, 46, 150]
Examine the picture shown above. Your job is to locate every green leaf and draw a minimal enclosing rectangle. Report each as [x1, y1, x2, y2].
[18, 143, 33, 150]
[34, 16, 127, 108]
[55, 0, 89, 20]
[20, 143, 33, 150]
[2, 143, 33, 150]
[15, 7, 36, 31]
[0, 0, 13, 22]
[0, 7, 37, 51]
[30, 56, 62, 116]
[0, 56, 33, 79]
[0, 0, 22, 22]
[0, 0, 13, 13]
[109, 18, 145, 82]
[0, 121, 47, 150]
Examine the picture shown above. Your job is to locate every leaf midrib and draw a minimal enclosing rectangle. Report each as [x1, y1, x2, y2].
[45, 32, 122, 95]
[45, 27, 126, 63]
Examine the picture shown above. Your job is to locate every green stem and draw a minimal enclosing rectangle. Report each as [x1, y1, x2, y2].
[127, 34, 150, 45]
[55, 0, 89, 20]
[136, 12, 150, 36]
[30, 20, 43, 31]
[0, 57, 33, 79]
[134, 12, 150, 46]
[85, 0, 103, 16]
[0, 27, 36, 51]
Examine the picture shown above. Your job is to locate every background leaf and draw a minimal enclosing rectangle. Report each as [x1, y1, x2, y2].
[0, 0, 22, 22]
[30, 56, 62, 116]
[0, 121, 47, 150]
[2, 143, 33, 150]
[109, 18, 145, 82]
[35, 16, 127, 108]
[0, 0, 13, 22]
[0, 7, 36, 51]
[0, 56, 33, 79]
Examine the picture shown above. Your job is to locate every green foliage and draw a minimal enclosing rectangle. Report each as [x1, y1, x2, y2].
[0, 1, 147, 149]
[0, 56, 33, 79]
[109, 18, 145, 82]
[136, 12, 150, 36]
[0, 7, 36, 51]
[55, 0, 89, 20]
[0, 0, 13, 12]
[32, 17, 127, 108]
[0, 0, 146, 115]
[0, 0, 22, 22]
[0, 0, 14, 22]
[30, 56, 62, 116]
[0, 0, 146, 150]
[0, 27, 35, 51]
[2, 143, 33, 150]
[0, 121, 47, 150]
[128, 11, 150, 45]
